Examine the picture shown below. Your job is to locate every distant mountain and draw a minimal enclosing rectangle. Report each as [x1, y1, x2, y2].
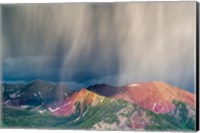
[2, 80, 74, 106]
[87, 81, 195, 113]
[87, 83, 125, 97]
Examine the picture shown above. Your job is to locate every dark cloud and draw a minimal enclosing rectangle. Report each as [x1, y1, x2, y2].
[1, 3, 196, 92]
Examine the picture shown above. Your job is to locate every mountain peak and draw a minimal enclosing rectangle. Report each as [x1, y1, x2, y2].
[116, 81, 195, 113]
[76, 88, 88, 96]
[87, 81, 195, 114]
[88, 83, 111, 88]
[52, 87, 105, 116]
[87, 83, 121, 97]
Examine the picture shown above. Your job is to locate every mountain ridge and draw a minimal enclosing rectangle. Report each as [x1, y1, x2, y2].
[87, 81, 195, 113]
[2, 79, 74, 106]
[1, 80, 196, 130]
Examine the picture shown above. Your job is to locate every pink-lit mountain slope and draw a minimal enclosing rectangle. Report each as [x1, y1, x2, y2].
[51, 88, 105, 116]
[88, 81, 195, 113]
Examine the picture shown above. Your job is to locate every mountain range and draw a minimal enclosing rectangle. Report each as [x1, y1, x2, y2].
[1, 80, 196, 131]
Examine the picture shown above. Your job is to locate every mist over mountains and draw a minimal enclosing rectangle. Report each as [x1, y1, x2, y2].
[2, 3, 196, 92]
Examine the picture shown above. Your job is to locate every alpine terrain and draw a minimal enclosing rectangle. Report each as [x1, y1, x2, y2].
[1, 80, 196, 131]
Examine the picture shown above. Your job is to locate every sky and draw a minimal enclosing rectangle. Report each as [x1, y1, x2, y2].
[1, 2, 196, 92]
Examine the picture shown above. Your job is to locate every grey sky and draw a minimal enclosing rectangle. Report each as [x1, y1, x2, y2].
[1, 2, 196, 92]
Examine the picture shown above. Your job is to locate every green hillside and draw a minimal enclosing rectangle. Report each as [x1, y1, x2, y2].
[2, 99, 196, 131]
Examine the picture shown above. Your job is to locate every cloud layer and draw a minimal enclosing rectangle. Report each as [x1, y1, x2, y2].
[2, 2, 196, 92]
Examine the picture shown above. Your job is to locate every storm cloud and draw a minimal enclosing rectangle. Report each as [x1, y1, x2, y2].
[1, 2, 196, 92]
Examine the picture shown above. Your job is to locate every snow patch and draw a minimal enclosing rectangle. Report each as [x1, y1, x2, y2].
[74, 116, 81, 122]
[64, 93, 68, 97]
[152, 103, 157, 111]
[48, 107, 60, 112]
[74, 109, 88, 122]
[21, 105, 29, 109]
[128, 84, 139, 87]
[10, 92, 20, 98]
[15, 91, 22, 97]
[64, 101, 72, 106]
[4, 100, 10, 104]
[34, 93, 37, 96]
[82, 109, 88, 117]
[38, 110, 46, 114]
[38, 91, 43, 98]
[9, 91, 20, 98]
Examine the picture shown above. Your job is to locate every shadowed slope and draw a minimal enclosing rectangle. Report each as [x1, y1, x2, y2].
[2, 80, 74, 106]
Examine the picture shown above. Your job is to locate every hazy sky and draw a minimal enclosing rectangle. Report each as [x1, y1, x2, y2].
[1, 2, 196, 92]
